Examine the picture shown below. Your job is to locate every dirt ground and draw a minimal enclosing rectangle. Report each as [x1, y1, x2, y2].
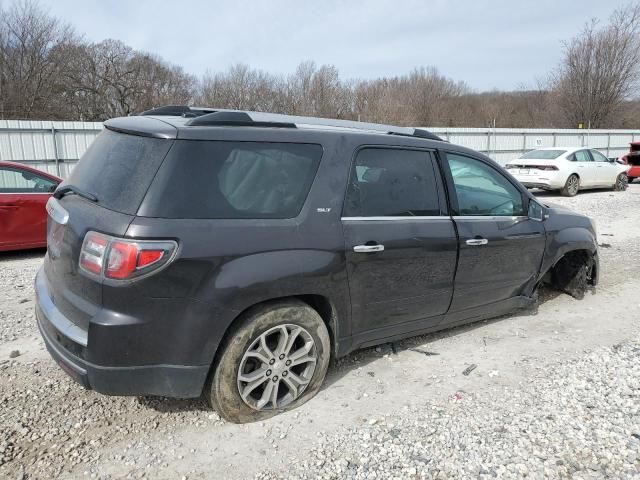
[1, 186, 639, 479]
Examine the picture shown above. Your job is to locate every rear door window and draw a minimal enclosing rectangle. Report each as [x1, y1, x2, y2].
[343, 148, 440, 217]
[573, 150, 592, 162]
[140, 141, 323, 219]
[66, 130, 173, 214]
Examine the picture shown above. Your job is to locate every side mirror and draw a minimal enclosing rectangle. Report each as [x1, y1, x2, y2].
[528, 199, 547, 222]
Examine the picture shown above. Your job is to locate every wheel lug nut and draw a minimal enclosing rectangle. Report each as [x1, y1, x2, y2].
[272, 376, 278, 382]
[269, 359, 275, 365]
[282, 371, 288, 377]
[266, 370, 272, 376]
[279, 354, 285, 360]
[285, 360, 292, 366]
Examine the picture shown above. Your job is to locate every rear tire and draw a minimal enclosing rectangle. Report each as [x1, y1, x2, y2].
[207, 300, 331, 423]
[628, 177, 635, 184]
[561, 174, 580, 197]
[613, 173, 628, 191]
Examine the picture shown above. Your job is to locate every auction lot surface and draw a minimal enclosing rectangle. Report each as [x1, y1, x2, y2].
[1, 188, 639, 479]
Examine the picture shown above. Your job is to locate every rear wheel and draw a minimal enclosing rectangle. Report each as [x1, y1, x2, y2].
[207, 300, 331, 423]
[613, 173, 628, 191]
[561, 174, 580, 197]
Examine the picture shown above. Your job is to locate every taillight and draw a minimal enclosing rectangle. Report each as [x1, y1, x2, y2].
[79, 231, 177, 281]
[536, 165, 559, 171]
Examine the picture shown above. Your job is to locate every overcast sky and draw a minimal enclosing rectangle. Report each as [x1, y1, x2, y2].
[45, 0, 631, 92]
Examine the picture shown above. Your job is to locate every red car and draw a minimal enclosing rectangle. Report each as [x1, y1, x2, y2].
[621, 142, 640, 184]
[0, 161, 61, 252]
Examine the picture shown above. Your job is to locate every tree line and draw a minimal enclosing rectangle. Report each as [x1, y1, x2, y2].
[1, 0, 638, 128]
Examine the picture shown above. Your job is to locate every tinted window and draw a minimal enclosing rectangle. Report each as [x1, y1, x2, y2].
[590, 150, 609, 162]
[0, 167, 58, 193]
[141, 141, 322, 219]
[447, 153, 524, 216]
[521, 149, 566, 159]
[67, 130, 173, 214]
[343, 148, 439, 217]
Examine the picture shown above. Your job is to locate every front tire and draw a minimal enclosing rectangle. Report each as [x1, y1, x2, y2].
[613, 173, 628, 191]
[561, 174, 580, 197]
[207, 300, 331, 423]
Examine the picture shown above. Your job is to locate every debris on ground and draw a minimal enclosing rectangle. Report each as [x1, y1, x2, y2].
[408, 348, 439, 357]
[9, 350, 20, 358]
[462, 364, 477, 376]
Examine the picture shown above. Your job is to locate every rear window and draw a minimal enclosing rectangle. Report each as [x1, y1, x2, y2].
[139, 141, 323, 219]
[66, 130, 173, 214]
[521, 149, 566, 159]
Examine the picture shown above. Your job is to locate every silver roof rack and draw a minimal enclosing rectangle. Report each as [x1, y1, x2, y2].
[141, 106, 443, 141]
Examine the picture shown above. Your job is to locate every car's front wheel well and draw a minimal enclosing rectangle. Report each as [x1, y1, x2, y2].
[544, 249, 597, 299]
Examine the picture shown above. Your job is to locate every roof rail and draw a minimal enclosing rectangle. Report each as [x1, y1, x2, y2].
[142, 105, 444, 141]
[140, 105, 216, 118]
[186, 111, 296, 128]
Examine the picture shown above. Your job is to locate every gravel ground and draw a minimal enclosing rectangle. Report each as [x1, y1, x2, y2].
[1, 186, 639, 479]
[256, 339, 640, 479]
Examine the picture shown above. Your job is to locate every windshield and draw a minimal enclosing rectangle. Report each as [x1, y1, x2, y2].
[521, 149, 566, 160]
[65, 130, 173, 214]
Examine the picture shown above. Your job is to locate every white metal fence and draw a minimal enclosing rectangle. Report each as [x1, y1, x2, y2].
[1, 120, 638, 179]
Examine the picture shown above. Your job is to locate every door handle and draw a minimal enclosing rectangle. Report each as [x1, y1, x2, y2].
[353, 244, 385, 253]
[466, 238, 488, 246]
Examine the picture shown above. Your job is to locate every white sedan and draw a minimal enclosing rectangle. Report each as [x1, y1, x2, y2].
[505, 147, 630, 197]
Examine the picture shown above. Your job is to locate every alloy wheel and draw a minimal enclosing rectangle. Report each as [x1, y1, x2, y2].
[237, 324, 317, 411]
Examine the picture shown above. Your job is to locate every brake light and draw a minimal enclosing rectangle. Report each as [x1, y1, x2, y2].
[536, 165, 559, 171]
[79, 231, 177, 281]
[79, 232, 108, 274]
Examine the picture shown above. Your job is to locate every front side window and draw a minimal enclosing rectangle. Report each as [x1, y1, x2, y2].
[446, 153, 525, 216]
[0, 167, 58, 193]
[343, 148, 440, 217]
[141, 141, 323, 219]
[590, 150, 609, 162]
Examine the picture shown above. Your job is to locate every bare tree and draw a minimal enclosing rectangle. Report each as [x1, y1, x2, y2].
[553, 3, 640, 128]
[0, 0, 77, 119]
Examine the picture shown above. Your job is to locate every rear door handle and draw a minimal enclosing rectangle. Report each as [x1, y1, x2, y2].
[466, 238, 488, 246]
[353, 244, 385, 253]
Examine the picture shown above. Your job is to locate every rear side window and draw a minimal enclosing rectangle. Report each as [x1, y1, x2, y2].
[0, 167, 58, 193]
[140, 141, 323, 219]
[570, 150, 592, 162]
[343, 148, 440, 217]
[67, 130, 173, 214]
[521, 149, 566, 159]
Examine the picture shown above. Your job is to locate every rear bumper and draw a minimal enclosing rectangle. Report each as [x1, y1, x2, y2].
[35, 268, 209, 398]
[511, 172, 564, 190]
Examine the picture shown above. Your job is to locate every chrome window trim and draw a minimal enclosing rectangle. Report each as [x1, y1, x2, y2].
[341, 215, 532, 221]
[341, 216, 449, 221]
[452, 215, 529, 221]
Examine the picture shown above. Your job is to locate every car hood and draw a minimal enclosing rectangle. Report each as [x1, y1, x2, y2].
[543, 202, 597, 236]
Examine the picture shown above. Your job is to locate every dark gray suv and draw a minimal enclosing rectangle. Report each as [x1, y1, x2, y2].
[36, 107, 599, 423]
